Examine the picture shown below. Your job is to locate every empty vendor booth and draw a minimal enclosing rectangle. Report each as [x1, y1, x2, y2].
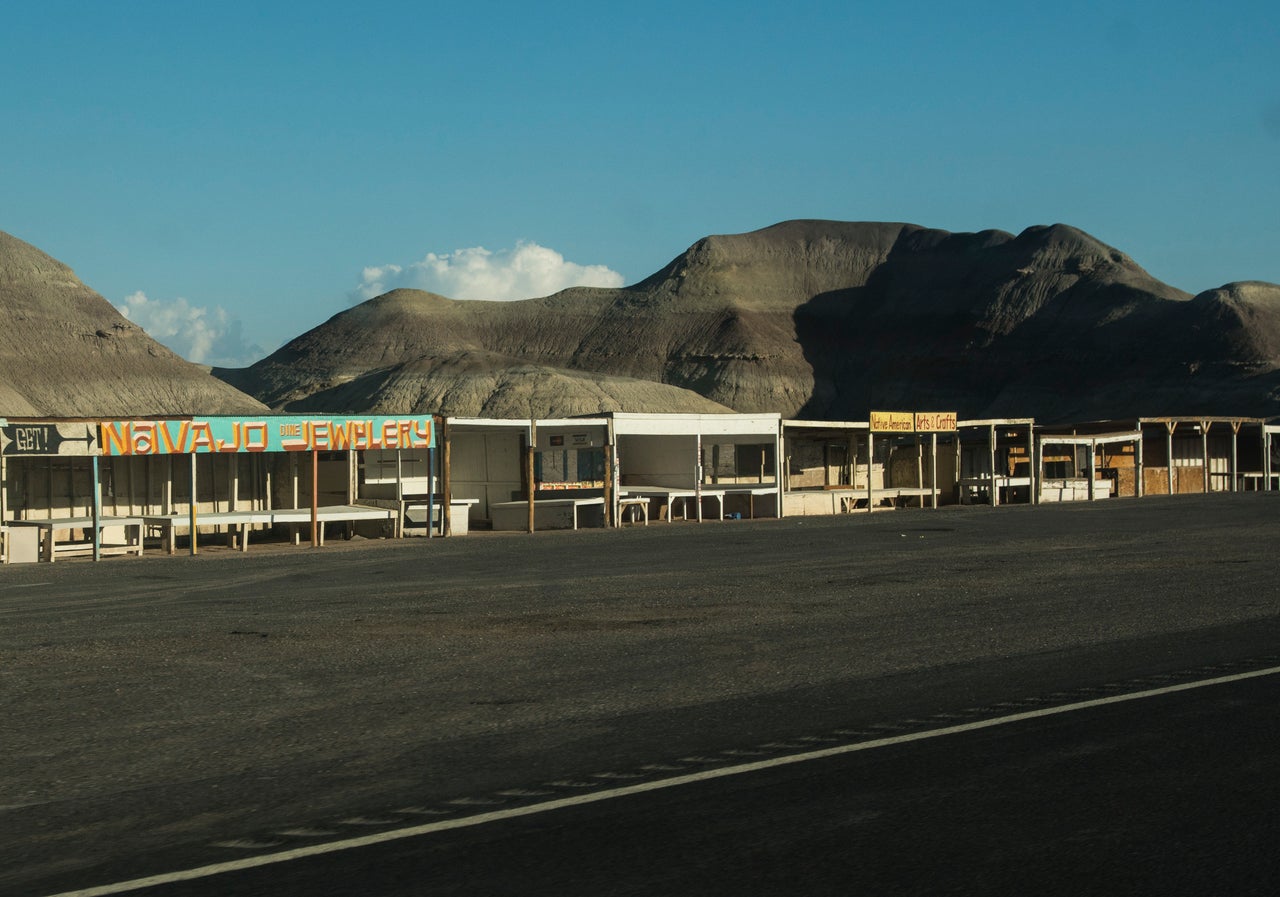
[860, 411, 957, 511]
[98, 416, 412, 553]
[465, 418, 610, 533]
[957, 418, 1036, 506]
[2, 419, 142, 562]
[1033, 424, 1142, 502]
[1136, 417, 1269, 495]
[442, 418, 529, 532]
[780, 419, 869, 516]
[356, 415, 455, 535]
[611, 412, 782, 522]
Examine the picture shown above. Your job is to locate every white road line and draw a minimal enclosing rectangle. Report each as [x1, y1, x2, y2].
[41, 663, 1280, 897]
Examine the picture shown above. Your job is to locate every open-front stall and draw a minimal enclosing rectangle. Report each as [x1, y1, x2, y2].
[97, 415, 432, 552]
[8, 414, 437, 559]
[783, 412, 956, 516]
[440, 417, 611, 533]
[1033, 426, 1141, 502]
[1134, 417, 1270, 495]
[609, 412, 782, 523]
[1, 420, 142, 563]
[957, 419, 1036, 506]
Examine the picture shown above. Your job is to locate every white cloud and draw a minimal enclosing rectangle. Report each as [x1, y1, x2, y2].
[350, 241, 625, 304]
[117, 291, 266, 368]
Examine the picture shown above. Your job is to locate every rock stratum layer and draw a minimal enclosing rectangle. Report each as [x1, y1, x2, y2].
[218, 220, 1280, 422]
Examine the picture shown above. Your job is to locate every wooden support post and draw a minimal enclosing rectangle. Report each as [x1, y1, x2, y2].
[229, 454, 239, 512]
[866, 432, 874, 512]
[310, 450, 319, 548]
[1231, 421, 1241, 492]
[1033, 436, 1042, 505]
[395, 448, 404, 539]
[774, 426, 784, 518]
[188, 453, 198, 556]
[1026, 426, 1035, 504]
[91, 456, 101, 562]
[427, 446, 435, 539]
[915, 433, 924, 506]
[1166, 423, 1175, 495]
[526, 421, 536, 534]
[1136, 430, 1145, 498]
[1201, 421, 1210, 494]
[603, 443, 614, 526]
[348, 449, 356, 505]
[1088, 439, 1097, 501]
[1264, 428, 1272, 492]
[695, 433, 703, 522]
[930, 433, 938, 509]
[442, 418, 453, 536]
[989, 425, 998, 507]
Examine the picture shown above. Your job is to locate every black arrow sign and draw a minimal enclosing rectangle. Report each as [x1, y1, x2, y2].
[1, 424, 98, 456]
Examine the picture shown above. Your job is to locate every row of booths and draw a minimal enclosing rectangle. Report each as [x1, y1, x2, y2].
[1, 411, 1277, 562]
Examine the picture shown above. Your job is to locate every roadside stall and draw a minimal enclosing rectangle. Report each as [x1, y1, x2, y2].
[1033, 426, 1142, 502]
[957, 419, 1036, 506]
[486, 418, 611, 532]
[1, 419, 142, 563]
[97, 415, 432, 554]
[780, 419, 869, 516]
[781, 414, 956, 515]
[1134, 417, 1269, 495]
[864, 411, 956, 510]
[440, 418, 530, 533]
[609, 412, 782, 523]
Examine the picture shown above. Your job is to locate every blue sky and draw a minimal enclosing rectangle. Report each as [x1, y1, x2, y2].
[3, 1, 1277, 366]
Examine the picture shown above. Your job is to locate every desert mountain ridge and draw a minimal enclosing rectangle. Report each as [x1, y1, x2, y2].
[0, 229, 267, 418]
[2, 222, 1277, 423]
[215, 220, 1280, 424]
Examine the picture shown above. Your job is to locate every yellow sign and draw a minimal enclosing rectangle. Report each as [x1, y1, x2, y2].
[869, 411, 914, 433]
[914, 412, 958, 432]
[870, 411, 958, 433]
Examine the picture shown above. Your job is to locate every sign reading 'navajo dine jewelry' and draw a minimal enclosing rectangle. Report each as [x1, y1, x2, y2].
[99, 416, 434, 456]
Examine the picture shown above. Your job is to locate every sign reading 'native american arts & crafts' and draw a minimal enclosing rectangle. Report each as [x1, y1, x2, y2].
[99, 416, 434, 456]
[869, 411, 958, 433]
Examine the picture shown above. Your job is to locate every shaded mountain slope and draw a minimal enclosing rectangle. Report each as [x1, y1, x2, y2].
[216, 220, 1280, 422]
[0, 231, 267, 417]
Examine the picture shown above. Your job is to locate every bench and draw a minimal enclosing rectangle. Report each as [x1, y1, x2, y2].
[270, 504, 398, 545]
[7, 516, 145, 563]
[617, 497, 650, 525]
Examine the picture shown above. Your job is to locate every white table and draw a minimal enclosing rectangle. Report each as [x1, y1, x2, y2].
[490, 497, 606, 531]
[144, 510, 273, 554]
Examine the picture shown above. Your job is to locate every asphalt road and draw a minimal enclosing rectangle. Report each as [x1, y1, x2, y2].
[115, 671, 1280, 897]
[3, 493, 1279, 895]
